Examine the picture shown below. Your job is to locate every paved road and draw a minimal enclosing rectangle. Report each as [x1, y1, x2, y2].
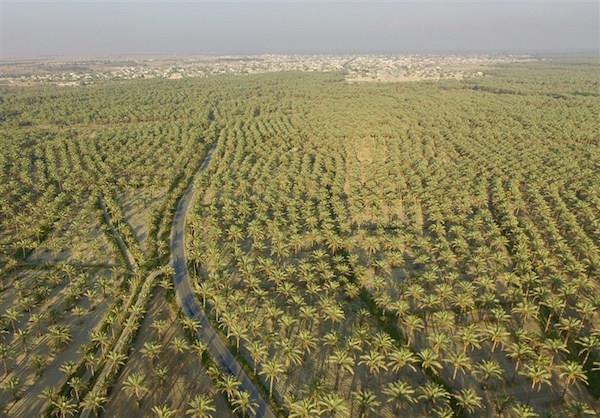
[170, 146, 276, 418]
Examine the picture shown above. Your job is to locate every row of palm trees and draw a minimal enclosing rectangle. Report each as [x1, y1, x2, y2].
[185, 72, 599, 417]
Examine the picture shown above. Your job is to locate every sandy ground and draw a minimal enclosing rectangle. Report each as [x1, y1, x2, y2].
[117, 189, 164, 254]
[0, 269, 112, 416]
[102, 288, 233, 418]
[26, 199, 117, 266]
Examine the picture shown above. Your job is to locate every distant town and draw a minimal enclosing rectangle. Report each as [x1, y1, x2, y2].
[0, 54, 536, 86]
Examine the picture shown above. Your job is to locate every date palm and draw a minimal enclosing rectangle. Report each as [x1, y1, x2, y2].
[181, 317, 200, 335]
[402, 314, 424, 346]
[142, 341, 163, 366]
[560, 361, 588, 398]
[486, 323, 509, 352]
[418, 382, 450, 407]
[2, 375, 20, 403]
[232, 391, 258, 418]
[576, 335, 599, 365]
[51, 395, 78, 418]
[474, 359, 504, 389]
[171, 336, 189, 354]
[260, 359, 284, 398]
[288, 398, 320, 418]
[445, 351, 473, 380]
[327, 348, 355, 390]
[454, 388, 483, 415]
[84, 352, 99, 376]
[48, 324, 72, 352]
[319, 392, 349, 418]
[217, 375, 240, 400]
[186, 394, 216, 418]
[383, 380, 416, 414]
[359, 350, 388, 385]
[458, 324, 482, 353]
[67, 376, 85, 400]
[511, 403, 538, 418]
[152, 404, 176, 418]
[352, 389, 380, 418]
[558, 317, 583, 345]
[521, 362, 552, 391]
[387, 346, 418, 376]
[59, 361, 77, 376]
[506, 342, 534, 375]
[123, 372, 148, 406]
[418, 348, 443, 375]
[0, 343, 10, 375]
[247, 340, 268, 375]
[79, 391, 107, 418]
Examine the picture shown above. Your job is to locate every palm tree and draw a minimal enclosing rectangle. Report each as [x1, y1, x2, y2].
[186, 394, 216, 418]
[559, 361, 588, 398]
[576, 335, 599, 365]
[296, 329, 317, 356]
[84, 352, 99, 376]
[511, 403, 539, 418]
[521, 362, 552, 391]
[259, 359, 285, 398]
[288, 398, 320, 418]
[319, 392, 350, 418]
[558, 317, 583, 345]
[418, 348, 443, 375]
[106, 351, 127, 368]
[511, 301, 539, 327]
[565, 400, 596, 418]
[486, 324, 510, 352]
[454, 388, 483, 415]
[152, 404, 177, 418]
[247, 340, 268, 375]
[2, 375, 20, 403]
[227, 322, 248, 351]
[217, 375, 240, 401]
[0, 343, 10, 375]
[171, 336, 189, 354]
[418, 382, 450, 407]
[474, 359, 504, 389]
[123, 372, 148, 407]
[327, 348, 355, 389]
[402, 314, 424, 346]
[79, 391, 107, 417]
[142, 341, 163, 366]
[59, 361, 77, 376]
[322, 302, 345, 331]
[48, 325, 72, 352]
[445, 351, 473, 380]
[506, 342, 534, 376]
[352, 389, 380, 418]
[181, 317, 200, 335]
[387, 347, 418, 377]
[232, 391, 258, 418]
[382, 380, 416, 414]
[154, 365, 168, 385]
[51, 395, 78, 418]
[4, 307, 20, 332]
[67, 376, 85, 400]
[90, 330, 109, 355]
[458, 324, 482, 353]
[358, 350, 387, 387]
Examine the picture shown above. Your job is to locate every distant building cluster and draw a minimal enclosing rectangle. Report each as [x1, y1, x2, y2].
[0, 54, 535, 86]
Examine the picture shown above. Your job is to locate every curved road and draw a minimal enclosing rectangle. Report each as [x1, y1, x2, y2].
[170, 146, 276, 418]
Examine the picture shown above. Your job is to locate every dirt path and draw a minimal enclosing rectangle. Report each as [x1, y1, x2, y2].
[170, 146, 277, 418]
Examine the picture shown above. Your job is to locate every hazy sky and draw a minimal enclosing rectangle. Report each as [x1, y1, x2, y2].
[1, 1, 598, 59]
